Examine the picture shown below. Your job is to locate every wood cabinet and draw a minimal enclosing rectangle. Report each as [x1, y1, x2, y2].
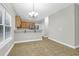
[16, 16, 21, 28]
[16, 16, 35, 29]
[21, 21, 35, 29]
[21, 21, 29, 28]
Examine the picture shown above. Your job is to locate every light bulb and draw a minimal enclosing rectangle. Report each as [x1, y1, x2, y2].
[28, 11, 38, 17]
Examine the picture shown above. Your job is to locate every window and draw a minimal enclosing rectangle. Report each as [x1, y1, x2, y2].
[5, 12, 11, 40]
[5, 27, 11, 39]
[5, 12, 11, 25]
[0, 4, 12, 43]
[0, 5, 4, 43]
[0, 25, 3, 42]
[0, 11, 2, 24]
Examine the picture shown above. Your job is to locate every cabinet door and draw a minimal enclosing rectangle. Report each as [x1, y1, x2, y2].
[16, 16, 21, 27]
[21, 22, 27, 28]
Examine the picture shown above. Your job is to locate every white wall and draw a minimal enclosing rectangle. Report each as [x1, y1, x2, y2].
[43, 17, 49, 37]
[48, 4, 75, 48]
[75, 4, 79, 47]
[14, 32, 42, 43]
[0, 3, 16, 56]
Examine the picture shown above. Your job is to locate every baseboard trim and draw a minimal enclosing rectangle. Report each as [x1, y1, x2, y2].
[14, 39, 42, 44]
[4, 43, 15, 56]
[48, 37, 76, 49]
[75, 45, 79, 48]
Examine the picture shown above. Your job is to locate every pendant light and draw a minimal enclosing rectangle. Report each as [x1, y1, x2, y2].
[28, 0, 38, 18]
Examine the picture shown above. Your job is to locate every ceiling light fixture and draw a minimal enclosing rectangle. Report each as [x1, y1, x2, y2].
[28, 0, 38, 18]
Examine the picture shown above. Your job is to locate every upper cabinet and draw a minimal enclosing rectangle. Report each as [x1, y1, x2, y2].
[16, 16, 21, 28]
[15, 16, 35, 29]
